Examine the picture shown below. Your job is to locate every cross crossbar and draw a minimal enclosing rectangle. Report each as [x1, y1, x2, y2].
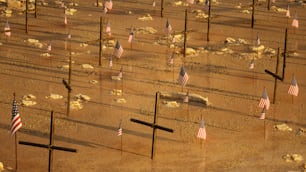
[130, 118, 173, 133]
[264, 69, 283, 81]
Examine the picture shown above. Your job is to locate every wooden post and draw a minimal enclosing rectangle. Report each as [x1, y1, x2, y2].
[282, 28, 287, 80]
[99, 16, 103, 66]
[272, 48, 280, 104]
[251, 0, 255, 28]
[151, 92, 160, 159]
[26, 0, 28, 33]
[48, 111, 54, 172]
[35, 0, 37, 18]
[267, 0, 270, 10]
[183, 9, 187, 57]
[206, 0, 211, 42]
[161, 0, 164, 17]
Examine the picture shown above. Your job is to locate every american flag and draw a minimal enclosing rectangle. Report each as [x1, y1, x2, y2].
[256, 33, 260, 46]
[286, 5, 290, 18]
[204, 0, 209, 12]
[106, 21, 111, 36]
[128, 28, 134, 43]
[292, 12, 299, 28]
[109, 56, 113, 68]
[4, 20, 11, 37]
[103, 5, 108, 14]
[47, 42, 52, 51]
[178, 66, 189, 87]
[258, 87, 270, 110]
[288, 75, 299, 96]
[11, 97, 22, 136]
[114, 40, 124, 58]
[64, 14, 67, 25]
[186, 0, 194, 5]
[152, 0, 156, 7]
[105, 0, 113, 10]
[197, 119, 206, 140]
[259, 106, 266, 120]
[165, 19, 172, 35]
[118, 120, 122, 136]
[168, 52, 174, 65]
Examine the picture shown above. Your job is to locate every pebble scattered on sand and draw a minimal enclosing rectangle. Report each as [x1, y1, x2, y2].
[282, 154, 303, 162]
[74, 94, 90, 102]
[26, 38, 43, 48]
[89, 80, 98, 84]
[275, 123, 292, 132]
[0, 162, 3, 172]
[21, 94, 37, 106]
[70, 100, 83, 110]
[115, 98, 126, 103]
[110, 89, 122, 96]
[163, 101, 180, 108]
[137, 14, 153, 21]
[134, 27, 157, 34]
[40, 52, 51, 57]
[45, 93, 63, 100]
[65, 8, 77, 15]
[81, 64, 94, 70]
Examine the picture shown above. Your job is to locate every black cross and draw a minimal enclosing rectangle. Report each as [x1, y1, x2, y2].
[264, 28, 287, 103]
[130, 92, 174, 159]
[19, 111, 77, 172]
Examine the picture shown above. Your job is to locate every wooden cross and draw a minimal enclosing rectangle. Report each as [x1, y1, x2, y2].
[62, 44, 73, 116]
[130, 92, 174, 159]
[264, 28, 287, 103]
[19, 111, 77, 172]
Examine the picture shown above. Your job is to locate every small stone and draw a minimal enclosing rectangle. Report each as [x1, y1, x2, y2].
[275, 123, 292, 132]
[115, 98, 126, 103]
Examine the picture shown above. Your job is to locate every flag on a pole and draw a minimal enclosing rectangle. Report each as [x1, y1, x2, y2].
[128, 28, 134, 43]
[109, 56, 113, 68]
[178, 66, 189, 87]
[288, 75, 299, 96]
[11, 97, 22, 136]
[4, 20, 11, 37]
[168, 52, 174, 65]
[258, 87, 270, 110]
[165, 19, 172, 35]
[186, 0, 194, 5]
[105, 0, 113, 10]
[106, 21, 111, 36]
[113, 40, 124, 58]
[256, 33, 260, 46]
[118, 120, 122, 136]
[47, 42, 52, 51]
[197, 119, 206, 140]
[286, 5, 290, 18]
[204, 0, 209, 12]
[292, 12, 299, 28]
[152, 0, 156, 7]
[103, 5, 108, 14]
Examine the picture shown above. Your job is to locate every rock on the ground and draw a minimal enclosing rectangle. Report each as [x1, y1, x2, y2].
[275, 123, 292, 131]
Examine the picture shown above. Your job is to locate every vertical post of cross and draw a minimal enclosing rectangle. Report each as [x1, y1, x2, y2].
[99, 16, 103, 66]
[282, 28, 288, 80]
[272, 48, 280, 104]
[161, 0, 164, 17]
[207, 0, 211, 42]
[26, 0, 28, 33]
[251, 0, 255, 28]
[48, 111, 54, 172]
[183, 9, 187, 57]
[151, 91, 160, 159]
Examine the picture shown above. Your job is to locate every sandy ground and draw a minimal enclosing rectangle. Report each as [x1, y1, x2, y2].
[0, 0, 306, 171]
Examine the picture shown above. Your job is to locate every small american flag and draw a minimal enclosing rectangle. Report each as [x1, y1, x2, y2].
[165, 19, 172, 35]
[128, 28, 134, 43]
[292, 12, 299, 28]
[11, 96, 22, 136]
[118, 120, 122, 136]
[152, 0, 156, 7]
[259, 106, 266, 120]
[105, 0, 113, 10]
[109, 56, 113, 68]
[168, 53, 174, 65]
[106, 21, 111, 36]
[103, 5, 108, 14]
[204, 0, 209, 12]
[286, 5, 290, 18]
[258, 87, 270, 110]
[47, 42, 52, 51]
[256, 33, 260, 46]
[178, 66, 189, 87]
[4, 20, 11, 37]
[114, 40, 124, 58]
[197, 119, 206, 140]
[288, 75, 299, 96]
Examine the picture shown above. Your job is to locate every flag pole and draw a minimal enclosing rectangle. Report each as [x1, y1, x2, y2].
[15, 133, 18, 171]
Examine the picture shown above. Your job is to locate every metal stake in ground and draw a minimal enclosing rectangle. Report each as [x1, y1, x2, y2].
[130, 92, 174, 160]
[99, 16, 103, 66]
[19, 111, 77, 172]
[183, 9, 187, 57]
